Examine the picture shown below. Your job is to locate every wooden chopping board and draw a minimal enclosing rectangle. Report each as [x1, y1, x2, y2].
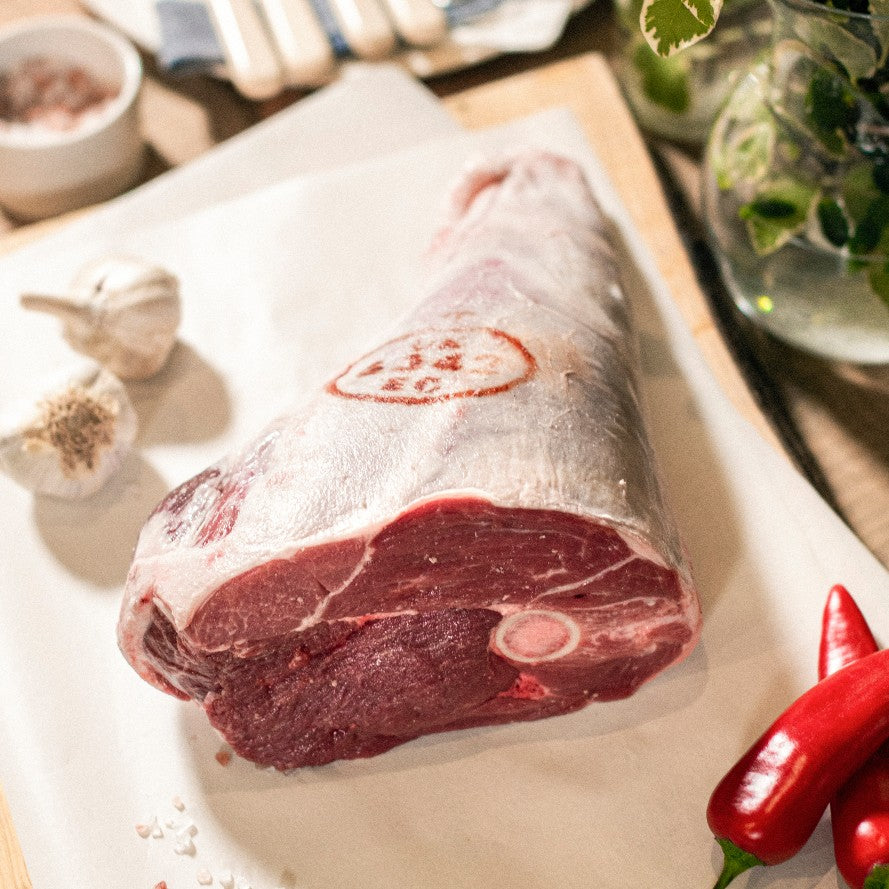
[0, 786, 31, 889]
[0, 51, 783, 889]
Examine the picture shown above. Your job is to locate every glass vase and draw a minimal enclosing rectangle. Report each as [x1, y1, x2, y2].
[613, 0, 771, 147]
[703, 0, 889, 363]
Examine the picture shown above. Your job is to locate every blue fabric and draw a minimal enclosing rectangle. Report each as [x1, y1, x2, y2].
[156, 0, 224, 74]
[305, 0, 351, 56]
[444, 0, 505, 27]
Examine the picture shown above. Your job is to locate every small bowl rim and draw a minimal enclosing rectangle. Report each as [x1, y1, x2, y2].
[0, 14, 143, 150]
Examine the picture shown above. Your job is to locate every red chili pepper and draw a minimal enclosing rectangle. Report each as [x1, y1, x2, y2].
[819, 584, 879, 679]
[706, 646, 889, 889]
[820, 584, 889, 889]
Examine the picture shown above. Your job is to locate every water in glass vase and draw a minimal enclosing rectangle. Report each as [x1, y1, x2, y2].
[715, 231, 889, 363]
[703, 0, 889, 363]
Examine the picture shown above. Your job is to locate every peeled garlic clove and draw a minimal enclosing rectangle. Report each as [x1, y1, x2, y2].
[20, 255, 181, 381]
[0, 360, 138, 499]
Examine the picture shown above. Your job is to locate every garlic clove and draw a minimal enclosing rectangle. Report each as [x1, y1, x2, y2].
[73, 255, 167, 293]
[20, 254, 182, 381]
[0, 359, 138, 499]
[18, 292, 91, 327]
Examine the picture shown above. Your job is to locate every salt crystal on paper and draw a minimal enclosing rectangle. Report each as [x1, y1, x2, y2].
[172, 795, 186, 811]
[196, 869, 213, 885]
[217, 872, 234, 889]
[151, 825, 165, 839]
[135, 816, 156, 839]
[173, 836, 196, 856]
[176, 820, 198, 838]
[165, 818, 177, 829]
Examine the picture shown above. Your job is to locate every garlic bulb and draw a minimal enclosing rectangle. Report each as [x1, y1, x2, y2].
[0, 360, 138, 499]
[20, 255, 181, 381]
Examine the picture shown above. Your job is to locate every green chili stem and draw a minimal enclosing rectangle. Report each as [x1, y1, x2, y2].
[864, 864, 889, 889]
[712, 837, 763, 889]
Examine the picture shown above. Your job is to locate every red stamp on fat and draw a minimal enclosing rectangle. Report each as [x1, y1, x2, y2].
[327, 327, 536, 404]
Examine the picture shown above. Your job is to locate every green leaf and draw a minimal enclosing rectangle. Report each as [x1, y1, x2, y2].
[744, 197, 798, 218]
[632, 42, 691, 112]
[868, 0, 889, 68]
[739, 177, 819, 255]
[806, 66, 860, 153]
[708, 61, 775, 190]
[843, 162, 882, 222]
[714, 122, 774, 189]
[818, 198, 850, 246]
[794, 15, 877, 83]
[849, 195, 889, 255]
[640, 0, 723, 57]
[875, 157, 889, 195]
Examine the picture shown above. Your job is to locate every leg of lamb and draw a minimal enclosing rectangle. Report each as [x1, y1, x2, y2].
[118, 151, 701, 770]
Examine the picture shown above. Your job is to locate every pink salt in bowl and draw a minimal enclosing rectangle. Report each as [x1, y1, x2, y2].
[0, 15, 143, 221]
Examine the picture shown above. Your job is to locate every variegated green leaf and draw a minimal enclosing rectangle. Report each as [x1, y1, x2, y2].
[869, 0, 889, 67]
[640, 0, 723, 57]
[740, 177, 820, 255]
[794, 15, 877, 83]
[707, 62, 776, 189]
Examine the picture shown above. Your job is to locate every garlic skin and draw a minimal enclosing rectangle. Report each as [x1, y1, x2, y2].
[0, 360, 138, 499]
[20, 255, 181, 381]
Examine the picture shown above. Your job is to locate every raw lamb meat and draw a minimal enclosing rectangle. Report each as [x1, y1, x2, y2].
[118, 150, 701, 770]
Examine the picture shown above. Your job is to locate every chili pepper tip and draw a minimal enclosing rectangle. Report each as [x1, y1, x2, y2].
[712, 837, 763, 889]
[865, 864, 889, 889]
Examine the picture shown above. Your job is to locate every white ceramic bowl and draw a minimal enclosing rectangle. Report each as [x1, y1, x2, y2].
[0, 15, 144, 221]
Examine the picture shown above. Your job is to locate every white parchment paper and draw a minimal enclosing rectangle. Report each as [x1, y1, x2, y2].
[1, 87, 888, 889]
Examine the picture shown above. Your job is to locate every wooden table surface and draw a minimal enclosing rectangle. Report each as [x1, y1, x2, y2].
[1, 1, 887, 569]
